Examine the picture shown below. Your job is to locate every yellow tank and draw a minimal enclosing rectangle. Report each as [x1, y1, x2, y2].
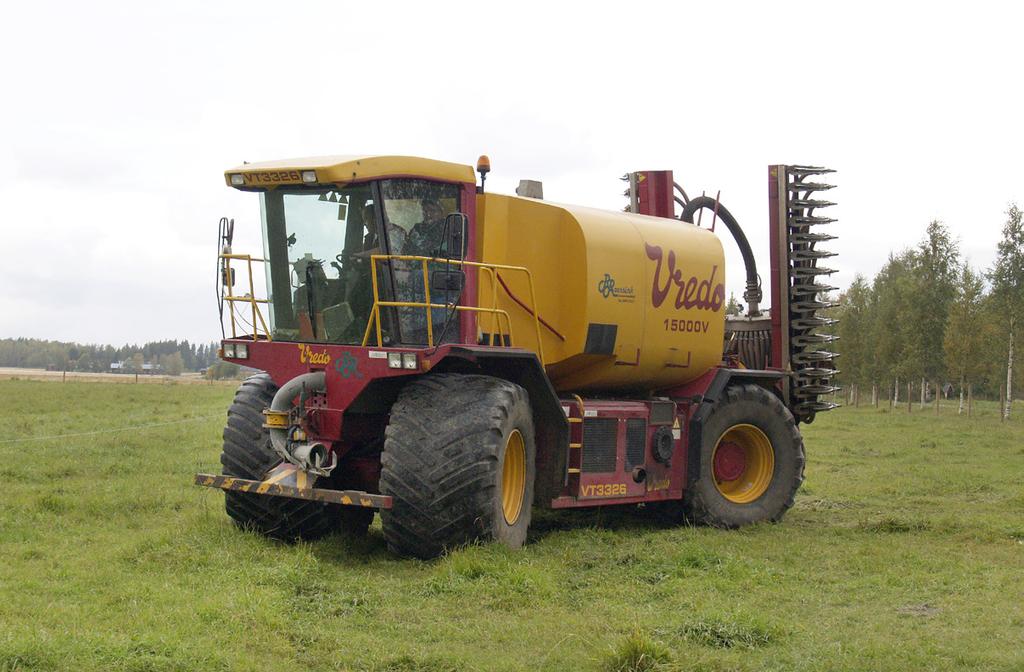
[477, 193, 726, 393]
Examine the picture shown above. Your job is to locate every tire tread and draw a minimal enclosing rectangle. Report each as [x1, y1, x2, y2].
[379, 373, 531, 559]
[684, 383, 805, 528]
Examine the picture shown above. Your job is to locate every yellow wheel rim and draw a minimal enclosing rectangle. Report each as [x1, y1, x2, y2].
[501, 429, 526, 525]
[711, 424, 774, 504]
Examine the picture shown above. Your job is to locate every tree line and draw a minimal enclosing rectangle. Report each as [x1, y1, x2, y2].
[0, 338, 223, 376]
[835, 204, 1023, 418]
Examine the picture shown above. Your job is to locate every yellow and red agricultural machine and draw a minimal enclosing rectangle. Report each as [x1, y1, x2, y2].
[196, 155, 838, 558]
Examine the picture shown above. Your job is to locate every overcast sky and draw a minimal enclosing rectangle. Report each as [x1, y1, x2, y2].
[2, 1, 1021, 346]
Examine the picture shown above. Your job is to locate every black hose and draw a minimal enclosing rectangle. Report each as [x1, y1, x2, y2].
[672, 182, 691, 205]
[216, 217, 230, 339]
[216, 219, 225, 339]
[305, 265, 318, 338]
[680, 196, 761, 316]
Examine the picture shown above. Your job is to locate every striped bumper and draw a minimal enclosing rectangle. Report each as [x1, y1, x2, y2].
[195, 464, 392, 509]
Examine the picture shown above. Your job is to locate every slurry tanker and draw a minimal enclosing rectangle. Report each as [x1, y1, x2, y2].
[197, 155, 838, 558]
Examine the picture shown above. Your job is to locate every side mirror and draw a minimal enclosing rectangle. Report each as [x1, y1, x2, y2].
[440, 212, 468, 260]
[430, 268, 465, 296]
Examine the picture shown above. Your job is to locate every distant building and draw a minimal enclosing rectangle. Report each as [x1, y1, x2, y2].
[110, 360, 161, 374]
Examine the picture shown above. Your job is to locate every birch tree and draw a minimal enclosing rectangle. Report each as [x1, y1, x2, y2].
[989, 203, 1024, 420]
[871, 253, 916, 401]
[911, 221, 960, 398]
[837, 275, 871, 389]
[943, 265, 986, 414]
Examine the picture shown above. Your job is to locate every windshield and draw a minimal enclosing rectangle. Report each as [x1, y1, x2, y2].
[260, 185, 383, 344]
[380, 179, 461, 345]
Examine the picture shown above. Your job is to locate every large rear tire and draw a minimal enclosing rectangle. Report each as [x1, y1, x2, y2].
[379, 373, 536, 559]
[683, 383, 805, 527]
[220, 373, 338, 541]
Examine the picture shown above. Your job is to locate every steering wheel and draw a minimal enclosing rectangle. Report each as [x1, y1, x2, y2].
[338, 251, 366, 266]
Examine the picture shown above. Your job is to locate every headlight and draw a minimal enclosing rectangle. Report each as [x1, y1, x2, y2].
[402, 353, 417, 370]
[301, 170, 317, 184]
[388, 352, 403, 369]
[235, 343, 248, 359]
[223, 342, 236, 358]
[229, 174, 245, 186]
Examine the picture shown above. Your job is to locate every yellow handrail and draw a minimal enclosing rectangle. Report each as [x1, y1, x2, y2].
[361, 254, 546, 366]
[219, 251, 545, 363]
[220, 254, 272, 341]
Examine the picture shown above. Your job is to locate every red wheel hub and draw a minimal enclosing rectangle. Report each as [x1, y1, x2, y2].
[714, 441, 746, 482]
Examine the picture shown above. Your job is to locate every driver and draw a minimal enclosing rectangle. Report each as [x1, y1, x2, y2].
[405, 200, 446, 257]
[357, 204, 405, 257]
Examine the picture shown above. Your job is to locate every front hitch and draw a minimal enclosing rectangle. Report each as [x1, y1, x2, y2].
[195, 463, 392, 509]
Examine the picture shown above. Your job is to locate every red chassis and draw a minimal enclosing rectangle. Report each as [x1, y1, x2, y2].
[219, 338, 785, 511]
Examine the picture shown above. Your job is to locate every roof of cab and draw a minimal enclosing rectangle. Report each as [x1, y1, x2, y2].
[224, 155, 476, 189]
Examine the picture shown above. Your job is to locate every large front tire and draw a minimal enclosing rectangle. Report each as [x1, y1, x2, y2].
[379, 373, 536, 559]
[220, 373, 338, 541]
[684, 383, 805, 527]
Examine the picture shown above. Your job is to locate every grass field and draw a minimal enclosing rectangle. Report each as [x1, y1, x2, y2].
[1, 379, 1021, 672]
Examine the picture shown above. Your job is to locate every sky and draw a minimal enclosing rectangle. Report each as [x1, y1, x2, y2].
[1, 1, 1021, 346]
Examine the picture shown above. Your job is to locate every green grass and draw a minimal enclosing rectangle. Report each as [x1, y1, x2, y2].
[0, 380, 1022, 671]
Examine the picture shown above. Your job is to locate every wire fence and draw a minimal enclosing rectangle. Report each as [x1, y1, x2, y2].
[0, 368, 239, 386]
[0, 414, 223, 445]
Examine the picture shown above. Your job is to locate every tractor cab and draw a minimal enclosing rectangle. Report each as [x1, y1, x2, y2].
[220, 156, 478, 349]
[258, 179, 460, 346]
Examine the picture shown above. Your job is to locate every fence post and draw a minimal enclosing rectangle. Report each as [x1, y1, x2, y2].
[935, 383, 940, 415]
[872, 384, 878, 407]
[907, 382, 912, 414]
[968, 384, 973, 418]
